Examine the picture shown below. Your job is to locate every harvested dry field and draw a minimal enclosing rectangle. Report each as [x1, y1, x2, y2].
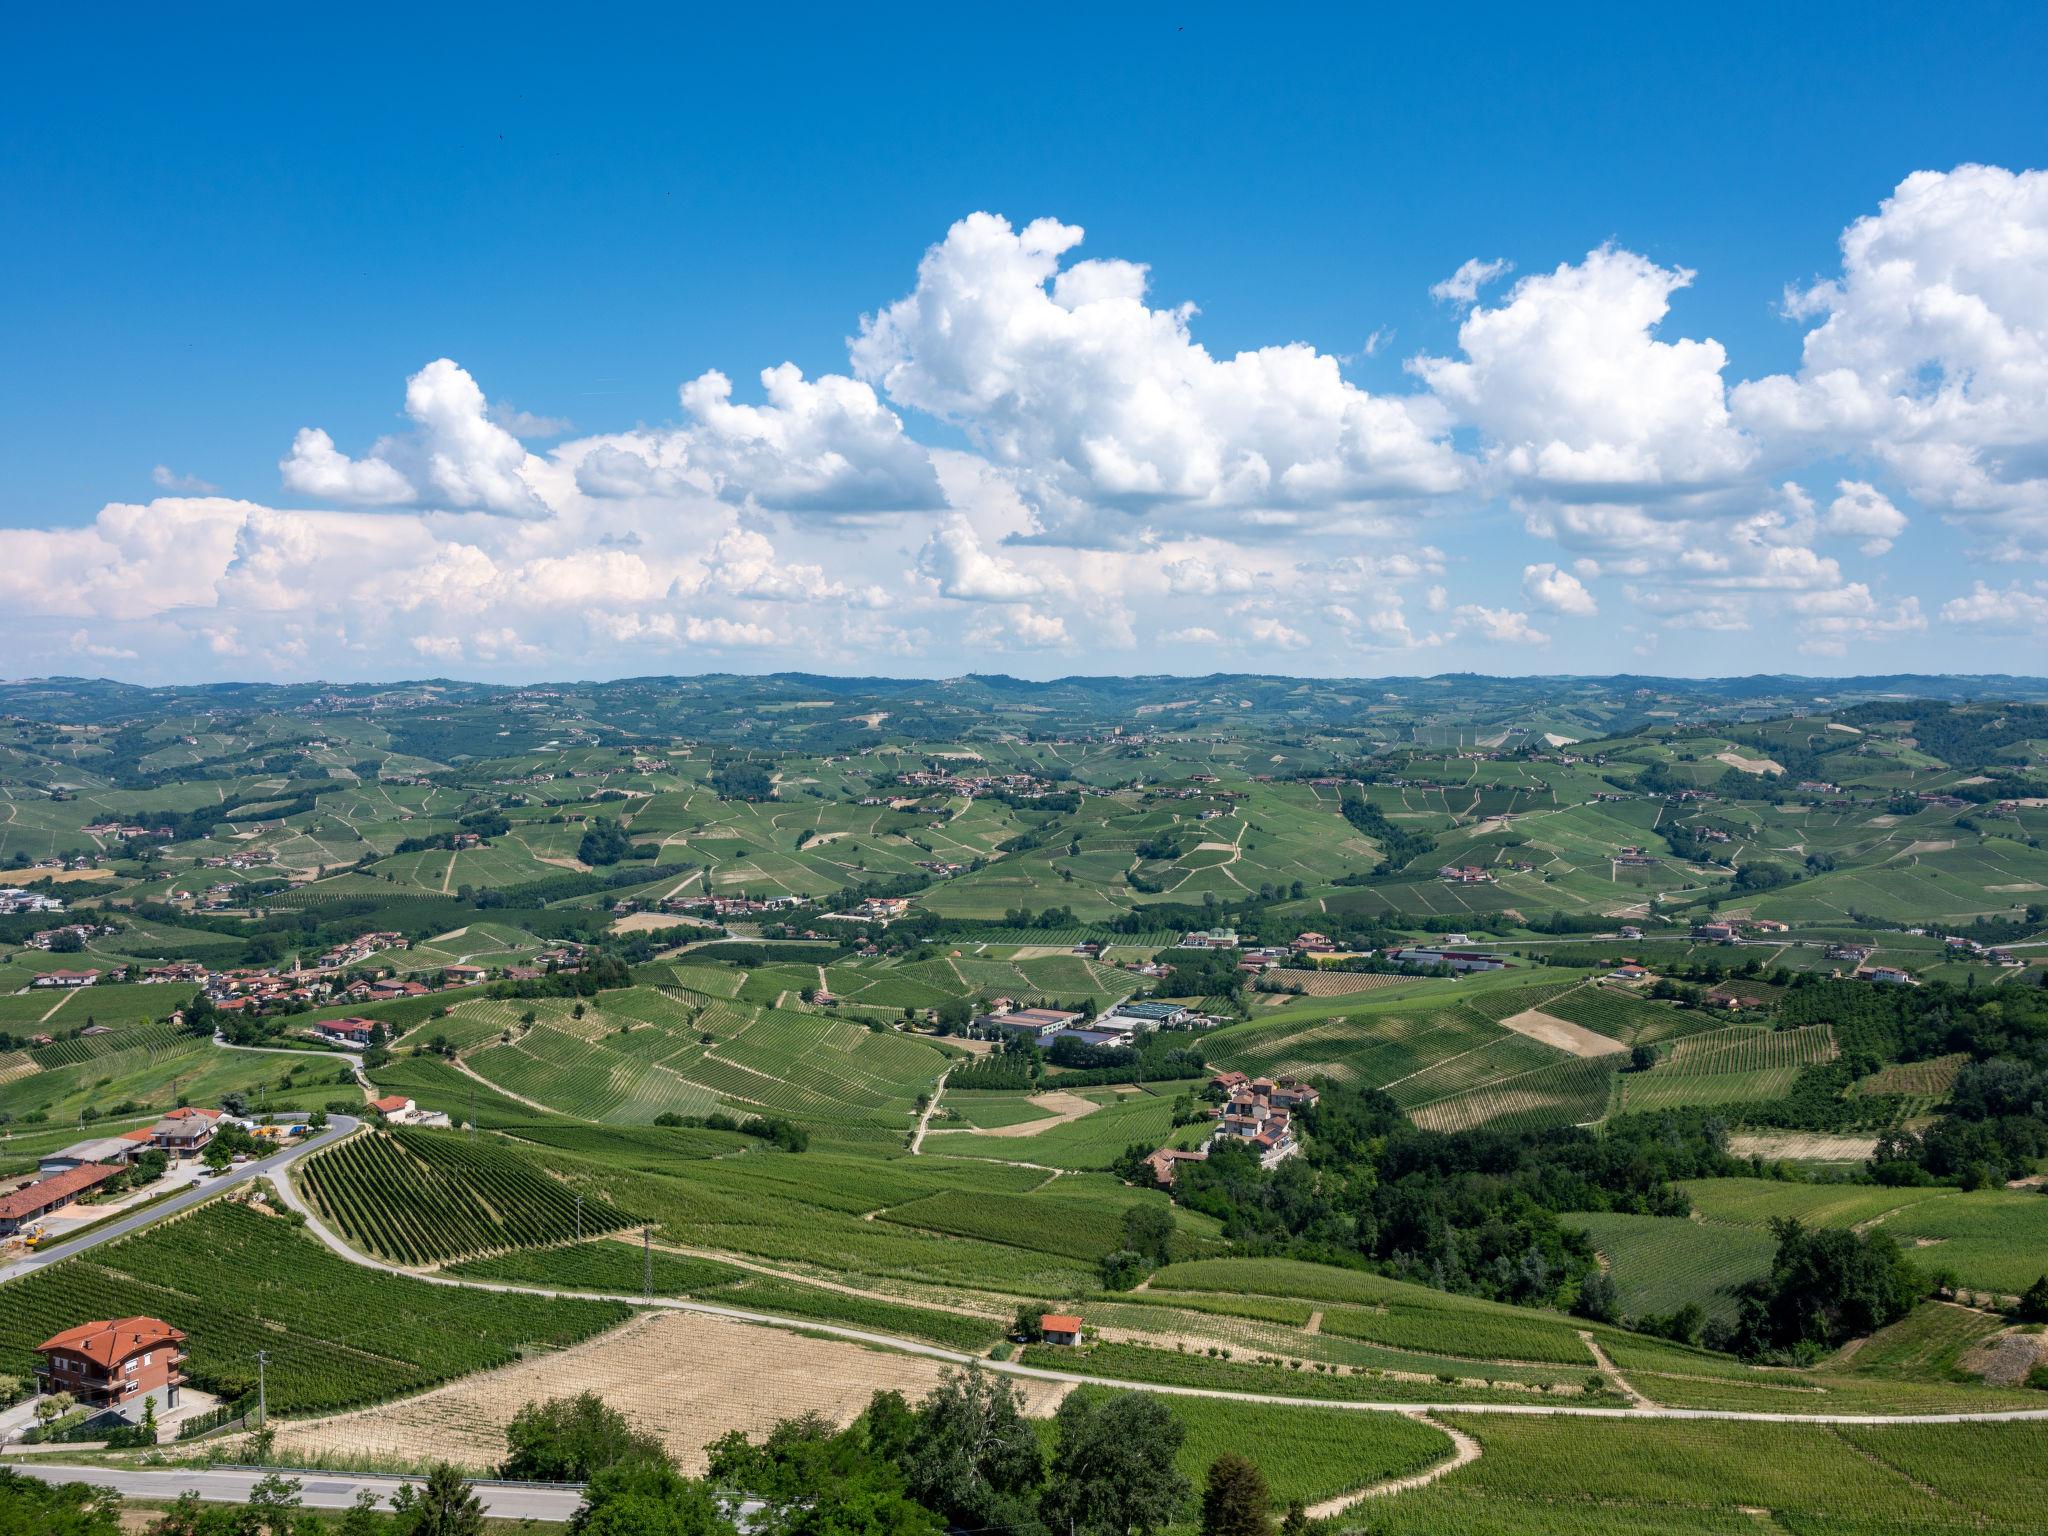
[1265, 969, 1413, 997]
[1498, 1007, 1627, 1059]
[269, 1310, 1070, 1474]
[1727, 1131, 1879, 1161]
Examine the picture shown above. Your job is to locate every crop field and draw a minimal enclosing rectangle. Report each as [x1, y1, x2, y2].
[1059, 1389, 1454, 1516]
[455, 986, 946, 1129]
[270, 1309, 1069, 1476]
[1366, 1414, 2048, 1534]
[1149, 1258, 1617, 1365]
[1261, 968, 1419, 997]
[1569, 1212, 1776, 1326]
[1615, 1024, 1835, 1112]
[1405, 1054, 1615, 1132]
[0, 1201, 627, 1414]
[1853, 1051, 1968, 1098]
[449, 1239, 1005, 1350]
[301, 1126, 634, 1262]
[1540, 984, 1698, 1044]
[931, 1084, 1203, 1170]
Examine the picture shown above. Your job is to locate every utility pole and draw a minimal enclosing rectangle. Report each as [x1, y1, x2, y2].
[574, 1194, 583, 1242]
[643, 1225, 652, 1300]
[255, 1349, 268, 1429]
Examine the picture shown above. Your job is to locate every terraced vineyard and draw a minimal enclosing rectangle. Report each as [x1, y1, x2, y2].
[1405, 1054, 1616, 1132]
[1615, 1023, 1835, 1112]
[301, 1126, 634, 1262]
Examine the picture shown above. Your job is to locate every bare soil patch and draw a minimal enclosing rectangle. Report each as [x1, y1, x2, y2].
[1727, 1131, 1879, 1161]
[930, 1090, 1099, 1139]
[609, 910, 716, 934]
[271, 1311, 1069, 1473]
[1716, 752, 1785, 775]
[1498, 1007, 1628, 1058]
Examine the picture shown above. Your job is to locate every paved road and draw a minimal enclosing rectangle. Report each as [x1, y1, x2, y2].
[0, 1117, 358, 1283]
[2, 1461, 584, 1519]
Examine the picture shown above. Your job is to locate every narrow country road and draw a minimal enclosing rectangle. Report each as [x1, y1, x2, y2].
[0, 1117, 358, 1284]
[907, 1066, 950, 1154]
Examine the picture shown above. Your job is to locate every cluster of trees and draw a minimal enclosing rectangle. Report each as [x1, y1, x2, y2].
[652, 1109, 809, 1151]
[708, 758, 776, 802]
[532, 1373, 1244, 1536]
[0, 1462, 488, 1535]
[1138, 1084, 1745, 1309]
[1336, 785, 1437, 872]
[577, 818, 648, 866]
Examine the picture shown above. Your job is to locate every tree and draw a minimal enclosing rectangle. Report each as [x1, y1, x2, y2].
[1572, 1269, 1621, 1325]
[0, 1467, 119, 1536]
[570, 1458, 737, 1536]
[202, 1141, 233, 1175]
[1628, 1043, 1658, 1073]
[306, 1108, 328, 1132]
[2017, 1274, 2048, 1324]
[35, 1390, 75, 1426]
[901, 1367, 1043, 1530]
[391, 1464, 485, 1536]
[1730, 1219, 1925, 1356]
[339, 1489, 384, 1536]
[503, 1393, 667, 1482]
[1200, 1454, 1272, 1536]
[1039, 1392, 1190, 1536]
[1279, 1503, 1309, 1536]
[1120, 1203, 1176, 1267]
[245, 1472, 303, 1536]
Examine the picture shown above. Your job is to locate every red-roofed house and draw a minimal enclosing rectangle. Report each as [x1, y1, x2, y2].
[0, 1162, 120, 1234]
[36, 1316, 186, 1413]
[1040, 1314, 1084, 1346]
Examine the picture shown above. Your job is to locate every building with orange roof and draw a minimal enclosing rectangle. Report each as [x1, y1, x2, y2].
[35, 1316, 185, 1414]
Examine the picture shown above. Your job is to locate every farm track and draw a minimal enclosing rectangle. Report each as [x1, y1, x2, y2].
[263, 1157, 2048, 1428]
[1304, 1414, 1481, 1518]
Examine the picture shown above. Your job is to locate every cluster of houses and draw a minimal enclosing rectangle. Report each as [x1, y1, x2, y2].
[198, 849, 276, 870]
[79, 821, 174, 840]
[24, 922, 114, 950]
[0, 1109, 228, 1237]
[1210, 1071, 1320, 1165]
[1943, 934, 2023, 966]
[656, 893, 805, 919]
[1438, 864, 1495, 884]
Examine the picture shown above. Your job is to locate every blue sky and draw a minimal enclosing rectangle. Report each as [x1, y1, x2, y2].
[4, 3, 2047, 680]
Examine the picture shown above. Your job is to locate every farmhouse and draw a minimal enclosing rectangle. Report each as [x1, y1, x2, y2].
[1177, 928, 1239, 949]
[1142, 1146, 1208, 1187]
[150, 1107, 221, 1158]
[443, 964, 489, 984]
[1437, 864, 1494, 884]
[31, 969, 102, 988]
[1039, 1314, 1084, 1346]
[314, 1016, 378, 1047]
[1692, 922, 1738, 943]
[36, 1316, 186, 1414]
[38, 1135, 145, 1174]
[0, 1161, 120, 1234]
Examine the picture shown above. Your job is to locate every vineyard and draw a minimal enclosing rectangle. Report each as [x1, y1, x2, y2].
[1853, 1051, 1968, 1098]
[1614, 1023, 1835, 1112]
[1261, 968, 1416, 997]
[1404, 1054, 1615, 1133]
[1569, 1211, 1776, 1325]
[1540, 985, 1694, 1044]
[300, 1127, 633, 1263]
[0, 1200, 628, 1414]
[1365, 1415, 2048, 1534]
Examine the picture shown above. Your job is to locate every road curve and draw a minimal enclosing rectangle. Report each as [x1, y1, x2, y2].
[0, 1117, 358, 1284]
